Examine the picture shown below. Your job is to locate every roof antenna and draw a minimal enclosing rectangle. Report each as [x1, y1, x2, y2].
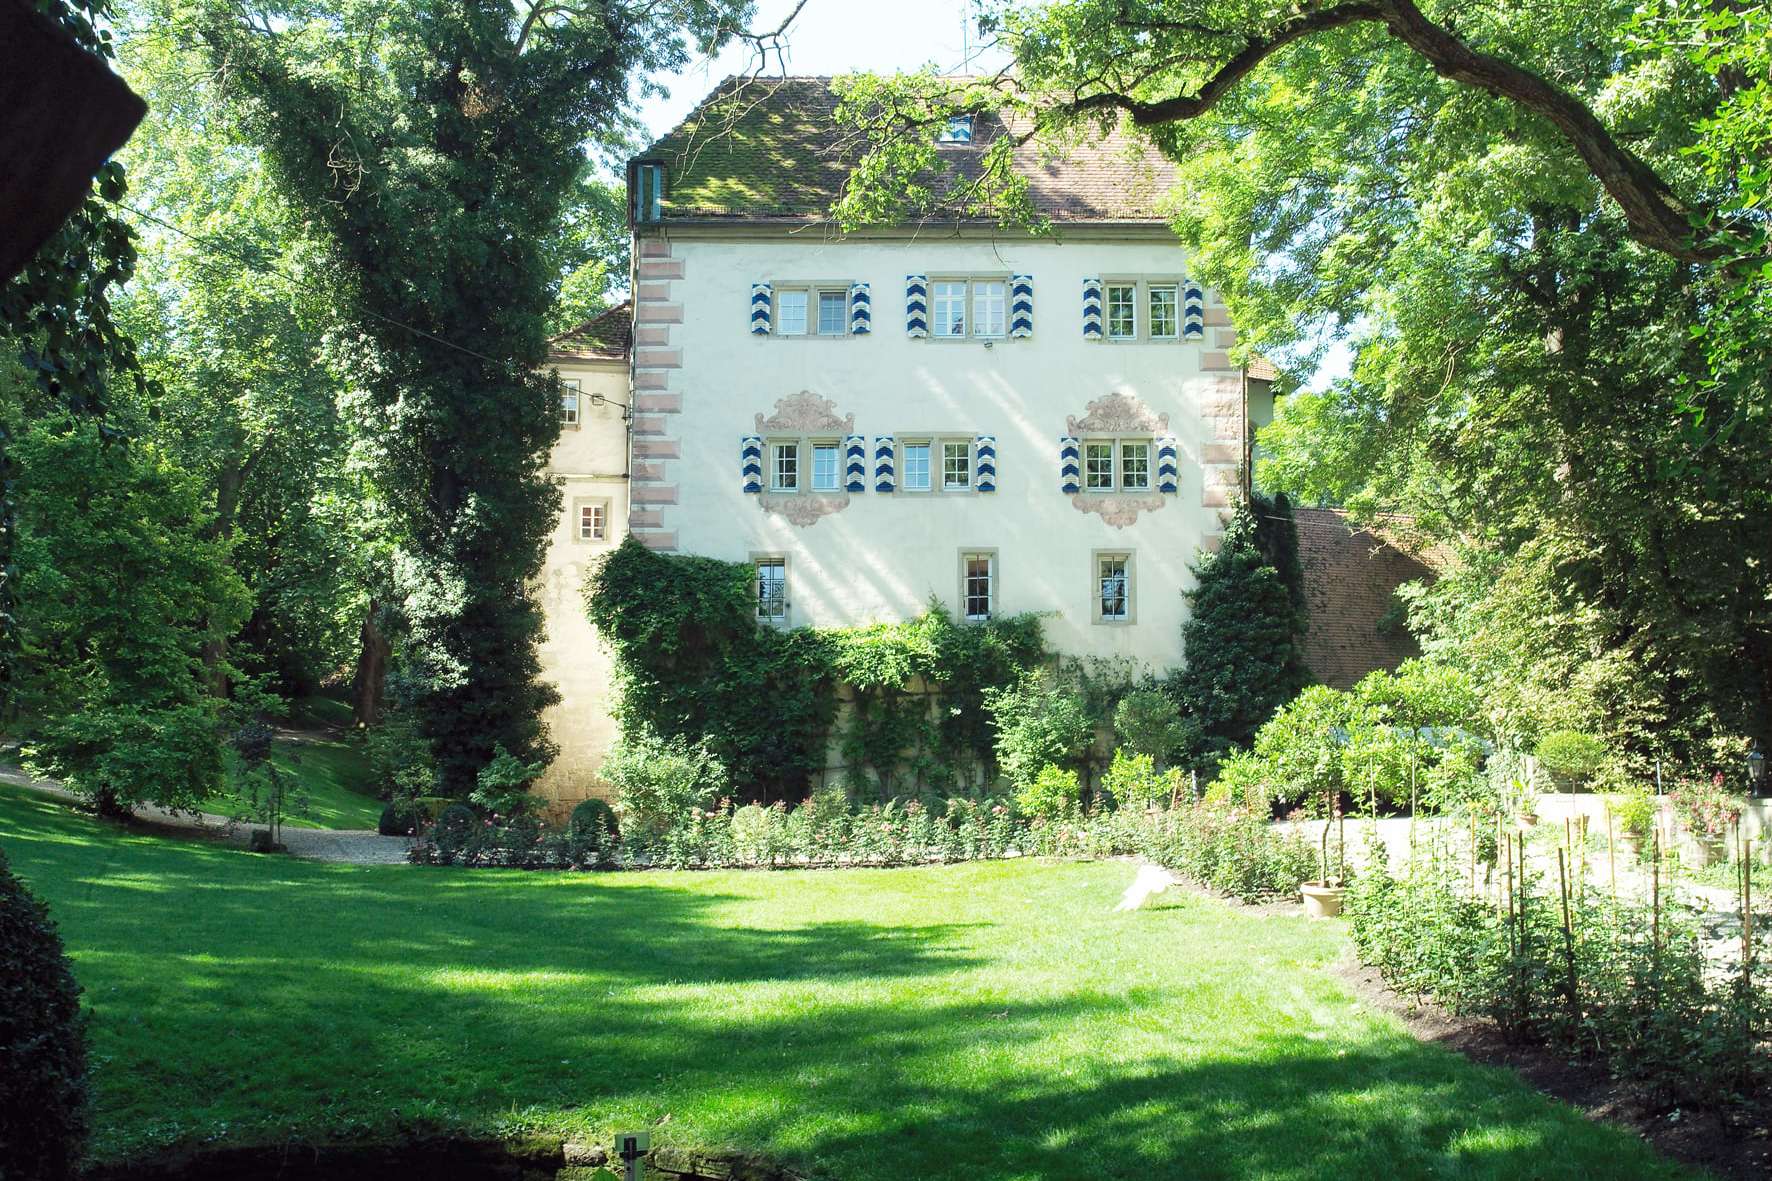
[960, 3, 971, 71]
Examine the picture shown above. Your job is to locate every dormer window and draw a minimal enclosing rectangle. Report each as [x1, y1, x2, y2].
[938, 114, 974, 144]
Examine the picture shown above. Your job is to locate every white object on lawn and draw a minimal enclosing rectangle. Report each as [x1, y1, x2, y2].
[1114, 863, 1179, 911]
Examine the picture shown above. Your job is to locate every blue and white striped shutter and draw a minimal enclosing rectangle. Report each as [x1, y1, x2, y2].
[975, 435, 997, 492]
[874, 436, 897, 492]
[1156, 436, 1179, 494]
[750, 283, 772, 335]
[1182, 281, 1205, 340]
[905, 275, 928, 338]
[1081, 278, 1103, 340]
[844, 435, 868, 492]
[741, 435, 764, 493]
[1009, 275, 1033, 338]
[1059, 435, 1081, 494]
[849, 282, 871, 335]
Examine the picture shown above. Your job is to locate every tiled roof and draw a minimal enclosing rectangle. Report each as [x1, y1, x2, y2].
[1245, 355, 1279, 382]
[1294, 507, 1441, 689]
[640, 76, 1177, 223]
[549, 301, 631, 362]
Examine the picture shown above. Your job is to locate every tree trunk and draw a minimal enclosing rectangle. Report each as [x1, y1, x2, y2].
[352, 601, 389, 728]
[202, 452, 244, 699]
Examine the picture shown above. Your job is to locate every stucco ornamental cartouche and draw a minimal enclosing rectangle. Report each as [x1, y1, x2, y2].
[1065, 391, 1173, 528]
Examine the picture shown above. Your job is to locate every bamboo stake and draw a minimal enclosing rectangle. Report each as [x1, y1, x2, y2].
[1743, 833, 1754, 990]
[1558, 848, 1578, 1029]
[1605, 802, 1617, 902]
[1470, 809, 1478, 898]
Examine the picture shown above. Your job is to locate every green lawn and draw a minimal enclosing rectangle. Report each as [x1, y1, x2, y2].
[211, 735, 384, 830]
[0, 786, 1697, 1181]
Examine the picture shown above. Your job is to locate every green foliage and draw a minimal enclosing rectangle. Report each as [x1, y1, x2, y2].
[1668, 774, 1745, 842]
[1533, 730, 1608, 786]
[1172, 498, 1310, 762]
[228, 720, 308, 848]
[12, 420, 247, 812]
[1111, 688, 1194, 766]
[601, 730, 726, 845]
[1100, 749, 1173, 811]
[0, 847, 89, 1180]
[468, 745, 547, 820]
[179, 0, 757, 795]
[360, 709, 437, 802]
[1349, 845, 1771, 1115]
[589, 539, 1046, 798]
[1612, 790, 1658, 839]
[1146, 791, 1319, 902]
[985, 674, 1093, 791]
[1016, 764, 1080, 821]
[568, 797, 619, 843]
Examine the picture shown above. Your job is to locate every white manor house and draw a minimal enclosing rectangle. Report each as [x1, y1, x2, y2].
[534, 77, 1283, 805]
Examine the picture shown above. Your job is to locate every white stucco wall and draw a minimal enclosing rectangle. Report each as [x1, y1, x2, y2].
[535, 357, 629, 809]
[632, 228, 1249, 676]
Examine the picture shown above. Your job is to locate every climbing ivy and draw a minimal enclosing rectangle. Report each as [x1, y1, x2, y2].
[586, 538, 1045, 800]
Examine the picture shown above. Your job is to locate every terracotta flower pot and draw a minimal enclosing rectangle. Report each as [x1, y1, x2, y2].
[1300, 881, 1346, 919]
[1690, 836, 1728, 869]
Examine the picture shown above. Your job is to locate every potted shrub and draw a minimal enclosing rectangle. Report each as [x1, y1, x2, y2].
[1669, 773, 1743, 868]
[1612, 790, 1656, 857]
[1533, 730, 1607, 792]
[1299, 793, 1348, 918]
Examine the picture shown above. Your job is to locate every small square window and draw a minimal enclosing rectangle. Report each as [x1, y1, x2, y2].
[1121, 442, 1151, 491]
[972, 281, 1006, 338]
[560, 380, 580, 426]
[938, 114, 974, 143]
[1149, 285, 1179, 339]
[817, 290, 848, 336]
[771, 442, 800, 491]
[578, 502, 606, 541]
[1106, 284, 1137, 339]
[902, 442, 932, 491]
[942, 441, 972, 491]
[755, 558, 787, 622]
[811, 443, 840, 491]
[1097, 554, 1131, 622]
[932, 281, 967, 338]
[1084, 442, 1114, 491]
[962, 552, 994, 621]
[777, 290, 809, 336]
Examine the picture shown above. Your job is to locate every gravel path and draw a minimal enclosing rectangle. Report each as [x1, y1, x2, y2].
[0, 766, 413, 865]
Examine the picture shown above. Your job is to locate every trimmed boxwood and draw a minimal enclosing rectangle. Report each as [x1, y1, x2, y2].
[0, 847, 89, 1180]
[569, 797, 619, 843]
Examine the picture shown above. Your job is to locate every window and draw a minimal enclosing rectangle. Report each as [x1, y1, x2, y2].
[811, 443, 840, 492]
[755, 558, 787, 622]
[560, 380, 580, 425]
[938, 114, 974, 143]
[972, 280, 1006, 338]
[932, 281, 968, 337]
[1084, 441, 1114, 491]
[1106, 283, 1137, 339]
[776, 289, 809, 335]
[771, 442, 799, 491]
[1120, 441, 1151, 491]
[817, 290, 847, 336]
[942, 441, 972, 490]
[1149, 285, 1179, 339]
[1096, 552, 1132, 623]
[962, 552, 994, 621]
[902, 442, 932, 491]
[578, 502, 606, 541]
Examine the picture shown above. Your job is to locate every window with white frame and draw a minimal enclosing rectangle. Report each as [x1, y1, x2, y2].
[579, 502, 606, 541]
[901, 441, 932, 491]
[1149, 285, 1179, 339]
[817, 290, 847, 336]
[1096, 552, 1132, 623]
[932, 281, 967, 337]
[962, 552, 994, 621]
[1084, 441, 1114, 491]
[811, 442, 840, 492]
[1120, 441, 1152, 491]
[1079, 437, 1154, 490]
[942, 440, 972, 490]
[972, 280, 1006, 337]
[755, 558, 787, 622]
[1106, 283, 1137, 339]
[776, 289, 809, 336]
[560, 380, 580, 425]
[771, 441, 800, 491]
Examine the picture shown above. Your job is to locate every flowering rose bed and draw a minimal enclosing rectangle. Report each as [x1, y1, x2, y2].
[408, 789, 1319, 902]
